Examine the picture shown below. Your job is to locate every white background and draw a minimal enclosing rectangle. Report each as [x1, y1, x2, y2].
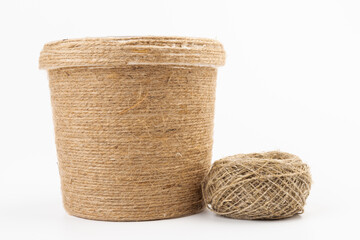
[0, 0, 359, 239]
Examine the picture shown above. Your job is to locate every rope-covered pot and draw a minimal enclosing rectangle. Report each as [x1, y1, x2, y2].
[39, 37, 225, 221]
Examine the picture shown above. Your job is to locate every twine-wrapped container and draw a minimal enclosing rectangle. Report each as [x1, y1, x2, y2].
[39, 37, 225, 221]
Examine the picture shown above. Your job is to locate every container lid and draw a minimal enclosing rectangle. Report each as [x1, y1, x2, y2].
[39, 36, 225, 70]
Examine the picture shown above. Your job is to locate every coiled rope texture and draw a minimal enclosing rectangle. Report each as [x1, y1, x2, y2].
[40, 37, 225, 221]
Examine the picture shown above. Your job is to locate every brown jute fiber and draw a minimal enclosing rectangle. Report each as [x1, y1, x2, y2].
[39, 37, 225, 221]
[202, 151, 312, 220]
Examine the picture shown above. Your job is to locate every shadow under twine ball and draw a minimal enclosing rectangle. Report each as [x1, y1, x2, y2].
[202, 151, 312, 220]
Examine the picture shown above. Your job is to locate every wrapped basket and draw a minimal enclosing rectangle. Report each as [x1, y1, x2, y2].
[39, 37, 225, 221]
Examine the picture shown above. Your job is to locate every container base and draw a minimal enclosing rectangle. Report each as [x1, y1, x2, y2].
[63, 202, 205, 221]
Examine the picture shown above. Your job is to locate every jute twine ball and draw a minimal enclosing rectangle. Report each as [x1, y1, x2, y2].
[202, 151, 312, 220]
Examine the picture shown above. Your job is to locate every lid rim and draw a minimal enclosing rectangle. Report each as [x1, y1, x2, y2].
[39, 36, 226, 70]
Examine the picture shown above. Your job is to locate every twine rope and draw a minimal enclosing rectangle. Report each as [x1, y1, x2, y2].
[202, 151, 312, 220]
[40, 37, 225, 221]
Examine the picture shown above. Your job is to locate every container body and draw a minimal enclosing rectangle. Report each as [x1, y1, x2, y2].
[48, 65, 217, 221]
